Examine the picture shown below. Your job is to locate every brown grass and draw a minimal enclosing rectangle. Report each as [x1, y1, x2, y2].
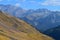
[0, 11, 54, 40]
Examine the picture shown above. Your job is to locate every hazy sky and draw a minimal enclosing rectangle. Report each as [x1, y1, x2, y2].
[0, 0, 60, 11]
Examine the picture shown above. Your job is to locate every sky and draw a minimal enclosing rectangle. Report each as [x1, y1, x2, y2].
[0, 0, 60, 11]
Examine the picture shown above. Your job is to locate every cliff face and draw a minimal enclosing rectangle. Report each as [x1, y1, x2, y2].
[0, 11, 54, 40]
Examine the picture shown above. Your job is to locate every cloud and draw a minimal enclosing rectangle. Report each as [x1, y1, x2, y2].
[29, 1, 36, 3]
[29, 0, 41, 5]
[15, 3, 20, 7]
[0, 0, 3, 2]
[19, 0, 26, 2]
[40, 0, 60, 6]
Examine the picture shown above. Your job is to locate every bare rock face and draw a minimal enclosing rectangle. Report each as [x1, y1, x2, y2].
[0, 11, 54, 40]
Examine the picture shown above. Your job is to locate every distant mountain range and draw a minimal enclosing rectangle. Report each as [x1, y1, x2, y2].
[0, 11, 54, 40]
[21, 9, 60, 32]
[0, 4, 60, 32]
[44, 25, 60, 40]
[0, 4, 26, 17]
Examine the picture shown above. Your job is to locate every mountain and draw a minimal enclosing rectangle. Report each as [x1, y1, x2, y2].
[0, 11, 54, 40]
[44, 25, 60, 40]
[0, 4, 27, 17]
[20, 9, 60, 32]
[0, 4, 60, 32]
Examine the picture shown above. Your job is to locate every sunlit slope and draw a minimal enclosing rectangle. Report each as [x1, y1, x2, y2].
[0, 11, 54, 40]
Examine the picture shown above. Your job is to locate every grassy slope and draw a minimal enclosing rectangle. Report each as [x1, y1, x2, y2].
[0, 11, 54, 40]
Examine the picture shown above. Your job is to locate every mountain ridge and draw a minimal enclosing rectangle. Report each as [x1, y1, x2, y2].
[44, 25, 60, 40]
[0, 11, 54, 40]
[0, 4, 60, 32]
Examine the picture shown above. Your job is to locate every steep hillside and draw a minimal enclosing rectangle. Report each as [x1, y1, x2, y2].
[0, 11, 54, 40]
[44, 25, 60, 40]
